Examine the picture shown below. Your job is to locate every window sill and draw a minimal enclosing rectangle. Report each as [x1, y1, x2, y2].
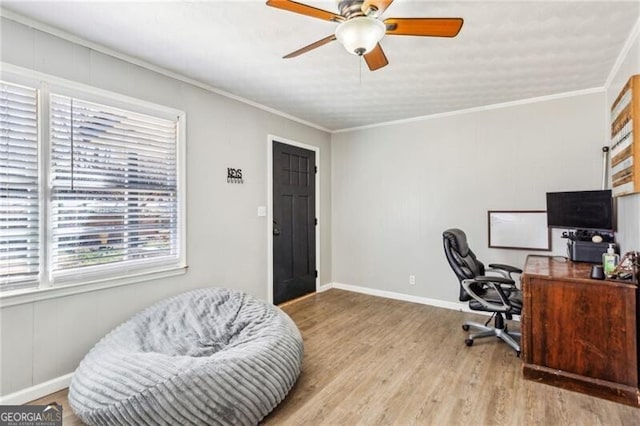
[0, 265, 188, 308]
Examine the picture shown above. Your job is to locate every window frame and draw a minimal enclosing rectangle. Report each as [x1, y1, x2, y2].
[0, 64, 187, 307]
[0, 79, 42, 291]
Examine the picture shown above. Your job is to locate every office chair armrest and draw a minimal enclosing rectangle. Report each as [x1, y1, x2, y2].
[488, 264, 522, 274]
[475, 274, 517, 292]
[462, 277, 514, 312]
[486, 263, 523, 281]
[473, 275, 514, 285]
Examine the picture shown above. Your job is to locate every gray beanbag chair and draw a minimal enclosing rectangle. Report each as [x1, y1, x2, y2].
[68, 288, 304, 425]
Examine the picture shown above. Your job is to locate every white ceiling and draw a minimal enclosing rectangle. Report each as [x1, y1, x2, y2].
[2, 1, 639, 131]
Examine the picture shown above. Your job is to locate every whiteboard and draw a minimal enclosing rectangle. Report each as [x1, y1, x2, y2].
[488, 211, 550, 251]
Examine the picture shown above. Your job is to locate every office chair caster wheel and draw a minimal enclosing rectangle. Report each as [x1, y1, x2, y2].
[462, 324, 470, 331]
[465, 338, 473, 346]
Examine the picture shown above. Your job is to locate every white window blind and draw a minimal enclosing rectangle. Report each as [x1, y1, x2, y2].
[50, 94, 179, 279]
[0, 81, 40, 291]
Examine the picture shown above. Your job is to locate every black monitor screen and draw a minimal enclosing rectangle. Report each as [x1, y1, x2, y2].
[546, 190, 614, 231]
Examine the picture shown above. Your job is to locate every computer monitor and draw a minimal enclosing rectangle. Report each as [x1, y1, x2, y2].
[546, 189, 614, 232]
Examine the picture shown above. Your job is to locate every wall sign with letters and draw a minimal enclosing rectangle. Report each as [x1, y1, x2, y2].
[227, 168, 244, 184]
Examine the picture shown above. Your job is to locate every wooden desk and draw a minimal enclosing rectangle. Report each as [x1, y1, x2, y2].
[521, 255, 640, 407]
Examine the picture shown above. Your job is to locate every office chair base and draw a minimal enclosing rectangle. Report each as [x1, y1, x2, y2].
[462, 320, 521, 355]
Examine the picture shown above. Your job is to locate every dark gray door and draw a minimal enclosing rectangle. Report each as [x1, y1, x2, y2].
[273, 141, 316, 304]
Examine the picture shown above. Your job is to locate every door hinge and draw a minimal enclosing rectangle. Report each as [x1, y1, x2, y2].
[314, 270, 318, 278]
[314, 165, 318, 174]
[314, 218, 318, 226]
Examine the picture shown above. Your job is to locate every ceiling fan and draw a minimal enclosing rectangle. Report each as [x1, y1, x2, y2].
[266, 0, 463, 71]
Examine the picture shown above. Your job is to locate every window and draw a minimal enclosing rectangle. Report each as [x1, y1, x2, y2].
[0, 81, 40, 291]
[1, 75, 184, 294]
[49, 95, 179, 280]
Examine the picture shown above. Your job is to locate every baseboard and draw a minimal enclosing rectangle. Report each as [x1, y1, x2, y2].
[329, 282, 521, 320]
[0, 373, 73, 405]
[318, 283, 333, 292]
[330, 282, 469, 311]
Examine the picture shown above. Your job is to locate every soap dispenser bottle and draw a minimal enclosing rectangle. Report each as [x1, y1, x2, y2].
[602, 243, 619, 278]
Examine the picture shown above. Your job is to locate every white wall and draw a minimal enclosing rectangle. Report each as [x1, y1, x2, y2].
[0, 18, 332, 396]
[607, 26, 640, 254]
[331, 93, 606, 303]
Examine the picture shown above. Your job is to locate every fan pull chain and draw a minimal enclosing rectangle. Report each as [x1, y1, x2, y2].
[359, 57, 362, 85]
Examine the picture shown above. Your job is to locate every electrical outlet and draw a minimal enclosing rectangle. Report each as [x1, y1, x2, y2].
[409, 275, 416, 285]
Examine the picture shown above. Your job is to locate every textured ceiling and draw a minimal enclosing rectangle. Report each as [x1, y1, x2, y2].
[2, 1, 639, 131]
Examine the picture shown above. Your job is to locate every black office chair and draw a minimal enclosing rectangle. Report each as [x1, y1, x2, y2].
[442, 228, 523, 355]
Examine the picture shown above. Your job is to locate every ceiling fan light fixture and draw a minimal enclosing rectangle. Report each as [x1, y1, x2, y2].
[335, 17, 386, 56]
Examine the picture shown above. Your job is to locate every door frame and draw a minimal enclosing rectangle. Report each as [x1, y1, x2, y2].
[267, 134, 320, 304]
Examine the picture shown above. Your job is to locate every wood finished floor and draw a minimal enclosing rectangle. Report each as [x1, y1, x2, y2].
[30, 289, 639, 425]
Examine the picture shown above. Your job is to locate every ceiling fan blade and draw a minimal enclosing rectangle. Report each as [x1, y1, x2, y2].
[283, 35, 337, 58]
[384, 17, 464, 37]
[362, 0, 394, 16]
[266, 0, 343, 22]
[364, 43, 389, 71]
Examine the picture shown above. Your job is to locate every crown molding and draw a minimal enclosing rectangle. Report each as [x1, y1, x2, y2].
[332, 87, 605, 134]
[605, 14, 640, 91]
